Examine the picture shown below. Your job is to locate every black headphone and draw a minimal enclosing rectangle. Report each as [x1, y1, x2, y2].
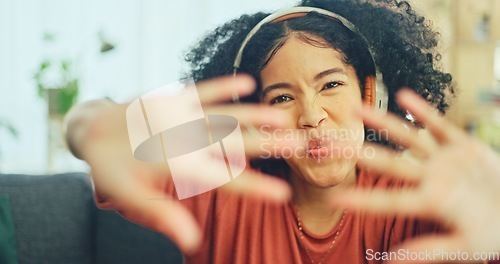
[232, 6, 388, 113]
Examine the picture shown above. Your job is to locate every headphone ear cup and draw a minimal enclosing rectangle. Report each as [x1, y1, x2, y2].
[363, 75, 377, 107]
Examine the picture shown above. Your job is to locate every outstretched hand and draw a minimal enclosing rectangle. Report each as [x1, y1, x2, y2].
[333, 90, 500, 263]
[69, 75, 295, 253]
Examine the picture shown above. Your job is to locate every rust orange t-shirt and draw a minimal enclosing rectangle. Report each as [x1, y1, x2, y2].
[159, 169, 442, 264]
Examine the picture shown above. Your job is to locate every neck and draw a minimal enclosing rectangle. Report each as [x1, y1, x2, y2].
[290, 167, 356, 235]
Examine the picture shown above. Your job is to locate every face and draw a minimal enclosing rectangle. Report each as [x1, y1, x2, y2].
[259, 35, 365, 188]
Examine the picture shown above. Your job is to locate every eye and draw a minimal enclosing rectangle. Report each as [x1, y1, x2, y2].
[270, 94, 293, 105]
[321, 81, 343, 91]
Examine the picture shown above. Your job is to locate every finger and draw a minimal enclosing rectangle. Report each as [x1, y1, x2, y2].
[358, 142, 423, 181]
[220, 129, 300, 159]
[389, 235, 468, 264]
[220, 169, 291, 202]
[196, 74, 256, 105]
[331, 189, 427, 217]
[162, 148, 290, 202]
[397, 90, 466, 144]
[360, 104, 436, 156]
[114, 187, 202, 254]
[204, 105, 290, 128]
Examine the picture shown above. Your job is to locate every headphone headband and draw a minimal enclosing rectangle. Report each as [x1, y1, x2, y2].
[232, 6, 388, 113]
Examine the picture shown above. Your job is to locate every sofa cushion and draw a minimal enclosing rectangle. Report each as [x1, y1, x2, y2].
[0, 173, 95, 264]
[0, 195, 18, 264]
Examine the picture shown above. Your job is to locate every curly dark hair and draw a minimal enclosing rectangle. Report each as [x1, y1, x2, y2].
[185, 0, 454, 113]
[183, 0, 455, 174]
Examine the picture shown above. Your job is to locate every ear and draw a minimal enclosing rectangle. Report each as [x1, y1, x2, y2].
[363, 75, 376, 107]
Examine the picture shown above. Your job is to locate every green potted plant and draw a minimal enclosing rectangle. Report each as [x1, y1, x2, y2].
[33, 59, 79, 117]
[33, 32, 115, 118]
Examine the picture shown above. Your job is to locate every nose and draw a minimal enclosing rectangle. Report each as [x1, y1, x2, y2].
[298, 99, 327, 128]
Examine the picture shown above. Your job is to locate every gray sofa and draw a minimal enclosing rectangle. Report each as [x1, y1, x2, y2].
[0, 172, 183, 264]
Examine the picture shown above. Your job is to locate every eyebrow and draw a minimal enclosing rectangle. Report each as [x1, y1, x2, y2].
[313, 68, 347, 82]
[261, 68, 348, 98]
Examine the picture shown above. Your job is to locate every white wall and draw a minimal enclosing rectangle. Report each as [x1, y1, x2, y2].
[0, 0, 297, 174]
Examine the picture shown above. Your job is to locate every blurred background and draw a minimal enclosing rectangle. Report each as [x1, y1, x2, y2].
[0, 0, 499, 174]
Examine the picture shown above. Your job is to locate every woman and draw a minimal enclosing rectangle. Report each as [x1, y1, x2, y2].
[65, 0, 500, 263]
[181, 0, 452, 262]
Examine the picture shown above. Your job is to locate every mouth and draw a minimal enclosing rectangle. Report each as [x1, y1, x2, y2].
[305, 137, 331, 159]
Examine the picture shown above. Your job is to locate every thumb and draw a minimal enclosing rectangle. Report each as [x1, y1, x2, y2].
[114, 184, 202, 254]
